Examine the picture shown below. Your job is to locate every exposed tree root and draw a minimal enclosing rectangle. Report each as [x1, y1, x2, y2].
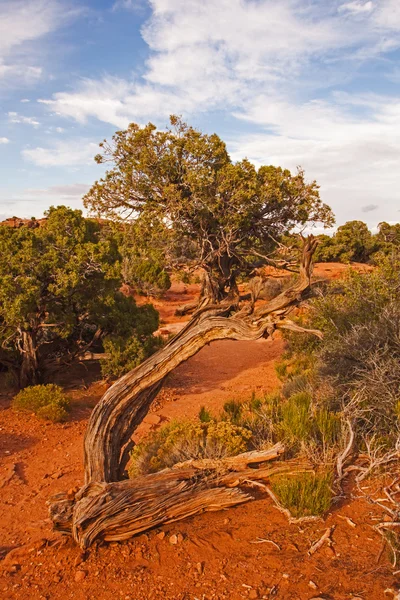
[48, 444, 311, 549]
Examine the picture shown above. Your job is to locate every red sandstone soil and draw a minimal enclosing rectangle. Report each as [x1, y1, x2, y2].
[0, 264, 396, 600]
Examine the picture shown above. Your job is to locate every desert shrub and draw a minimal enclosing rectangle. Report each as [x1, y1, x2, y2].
[129, 419, 252, 477]
[12, 384, 69, 422]
[279, 392, 312, 445]
[282, 374, 309, 398]
[282, 253, 400, 469]
[198, 406, 212, 423]
[221, 399, 243, 423]
[271, 471, 333, 518]
[101, 334, 163, 379]
[206, 421, 252, 457]
[314, 409, 341, 447]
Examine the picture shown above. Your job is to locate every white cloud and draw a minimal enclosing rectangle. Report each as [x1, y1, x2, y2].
[8, 111, 40, 127]
[40, 0, 355, 126]
[40, 0, 400, 128]
[0, 137, 10, 144]
[338, 2, 374, 15]
[37, 0, 400, 225]
[228, 92, 400, 225]
[21, 98, 30, 103]
[22, 139, 99, 167]
[0, 0, 79, 87]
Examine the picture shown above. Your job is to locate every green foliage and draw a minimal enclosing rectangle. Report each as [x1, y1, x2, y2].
[271, 471, 333, 518]
[284, 253, 400, 450]
[101, 332, 162, 379]
[314, 220, 376, 263]
[128, 419, 252, 476]
[0, 206, 160, 386]
[118, 219, 171, 297]
[222, 399, 243, 424]
[198, 406, 212, 423]
[279, 392, 312, 444]
[85, 116, 333, 298]
[12, 384, 69, 422]
[281, 374, 309, 399]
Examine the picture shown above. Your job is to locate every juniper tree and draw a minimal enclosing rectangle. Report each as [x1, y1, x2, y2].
[0, 206, 158, 387]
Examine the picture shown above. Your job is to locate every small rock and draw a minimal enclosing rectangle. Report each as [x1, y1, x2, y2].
[196, 562, 204, 575]
[249, 590, 258, 599]
[7, 564, 21, 574]
[74, 570, 87, 583]
[157, 531, 165, 540]
[282, 573, 289, 579]
[308, 580, 318, 590]
[169, 534, 178, 545]
[176, 533, 184, 543]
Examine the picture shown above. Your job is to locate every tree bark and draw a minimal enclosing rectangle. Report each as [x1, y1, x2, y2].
[49, 444, 311, 548]
[19, 330, 40, 388]
[48, 236, 319, 546]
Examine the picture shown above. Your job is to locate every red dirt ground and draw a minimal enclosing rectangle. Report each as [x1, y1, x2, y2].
[0, 263, 397, 600]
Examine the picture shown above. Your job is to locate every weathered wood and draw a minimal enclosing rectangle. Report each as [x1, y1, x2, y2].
[48, 444, 307, 548]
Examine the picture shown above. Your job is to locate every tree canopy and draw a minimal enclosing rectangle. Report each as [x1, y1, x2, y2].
[0, 206, 159, 387]
[84, 116, 334, 304]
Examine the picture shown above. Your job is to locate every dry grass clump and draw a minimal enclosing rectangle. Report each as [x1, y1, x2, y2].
[12, 384, 70, 422]
[271, 471, 333, 518]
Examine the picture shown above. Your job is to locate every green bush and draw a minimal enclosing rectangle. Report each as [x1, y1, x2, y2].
[271, 471, 333, 518]
[101, 334, 163, 379]
[282, 374, 309, 399]
[221, 399, 243, 423]
[279, 392, 312, 445]
[198, 406, 212, 423]
[12, 384, 70, 422]
[128, 419, 252, 477]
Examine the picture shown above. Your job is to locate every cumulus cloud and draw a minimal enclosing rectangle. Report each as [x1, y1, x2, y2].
[0, 137, 10, 144]
[37, 0, 400, 225]
[22, 139, 98, 167]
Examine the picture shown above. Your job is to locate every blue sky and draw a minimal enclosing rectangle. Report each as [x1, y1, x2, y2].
[1, 0, 400, 229]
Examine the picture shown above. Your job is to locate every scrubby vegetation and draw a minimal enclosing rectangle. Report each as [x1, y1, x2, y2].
[281, 252, 400, 476]
[0, 206, 161, 387]
[12, 384, 70, 422]
[125, 252, 400, 521]
[128, 419, 252, 477]
[271, 471, 333, 519]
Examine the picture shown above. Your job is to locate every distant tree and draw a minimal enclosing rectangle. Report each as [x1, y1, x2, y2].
[374, 222, 400, 259]
[314, 220, 375, 264]
[84, 116, 334, 308]
[0, 206, 159, 388]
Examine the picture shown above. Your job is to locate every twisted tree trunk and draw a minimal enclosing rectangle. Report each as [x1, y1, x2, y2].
[48, 236, 319, 547]
[19, 330, 40, 388]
